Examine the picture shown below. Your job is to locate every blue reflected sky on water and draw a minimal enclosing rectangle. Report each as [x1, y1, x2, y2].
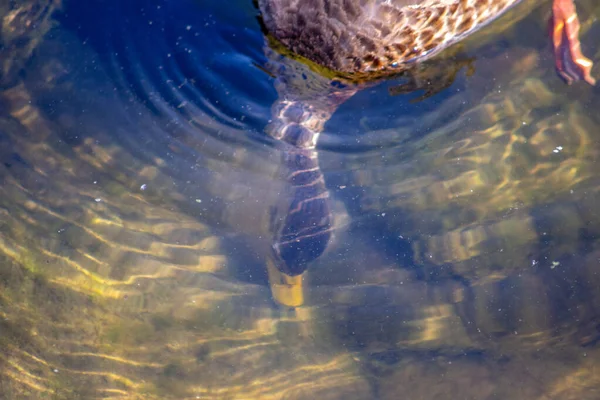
[57, 0, 273, 136]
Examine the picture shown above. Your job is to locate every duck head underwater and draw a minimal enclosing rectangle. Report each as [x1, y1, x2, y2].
[256, 0, 596, 307]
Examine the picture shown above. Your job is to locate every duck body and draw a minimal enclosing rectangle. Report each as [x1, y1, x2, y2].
[259, 0, 522, 76]
[259, 0, 595, 83]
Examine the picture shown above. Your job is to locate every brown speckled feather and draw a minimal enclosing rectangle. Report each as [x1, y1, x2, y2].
[259, 0, 520, 75]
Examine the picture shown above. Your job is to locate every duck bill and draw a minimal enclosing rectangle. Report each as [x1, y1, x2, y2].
[266, 256, 306, 308]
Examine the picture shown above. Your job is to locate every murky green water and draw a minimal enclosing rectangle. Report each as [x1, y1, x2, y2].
[0, 0, 599, 398]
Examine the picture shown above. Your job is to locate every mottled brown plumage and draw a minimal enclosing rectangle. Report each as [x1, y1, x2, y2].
[258, 0, 595, 84]
[259, 0, 519, 75]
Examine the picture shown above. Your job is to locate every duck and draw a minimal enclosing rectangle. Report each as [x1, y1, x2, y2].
[257, 0, 595, 307]
[258, 0, 595, 85]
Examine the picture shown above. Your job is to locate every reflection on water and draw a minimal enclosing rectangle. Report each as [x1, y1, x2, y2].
[0, 0, 599, 398]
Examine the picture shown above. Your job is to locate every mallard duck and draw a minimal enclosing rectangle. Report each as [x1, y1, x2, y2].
[258, 0, 595, 85]
[258, 0, 595, 307]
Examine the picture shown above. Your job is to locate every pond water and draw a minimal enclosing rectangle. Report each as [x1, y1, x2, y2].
[1, 0, 600, 398]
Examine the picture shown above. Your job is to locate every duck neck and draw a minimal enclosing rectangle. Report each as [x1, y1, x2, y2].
[263, 48, 358, 275]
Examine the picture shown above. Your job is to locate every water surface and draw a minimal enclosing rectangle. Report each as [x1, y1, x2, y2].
[1, 0, 600, 398]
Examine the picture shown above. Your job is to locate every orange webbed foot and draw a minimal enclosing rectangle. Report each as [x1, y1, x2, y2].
[551, 0, 595, 85]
